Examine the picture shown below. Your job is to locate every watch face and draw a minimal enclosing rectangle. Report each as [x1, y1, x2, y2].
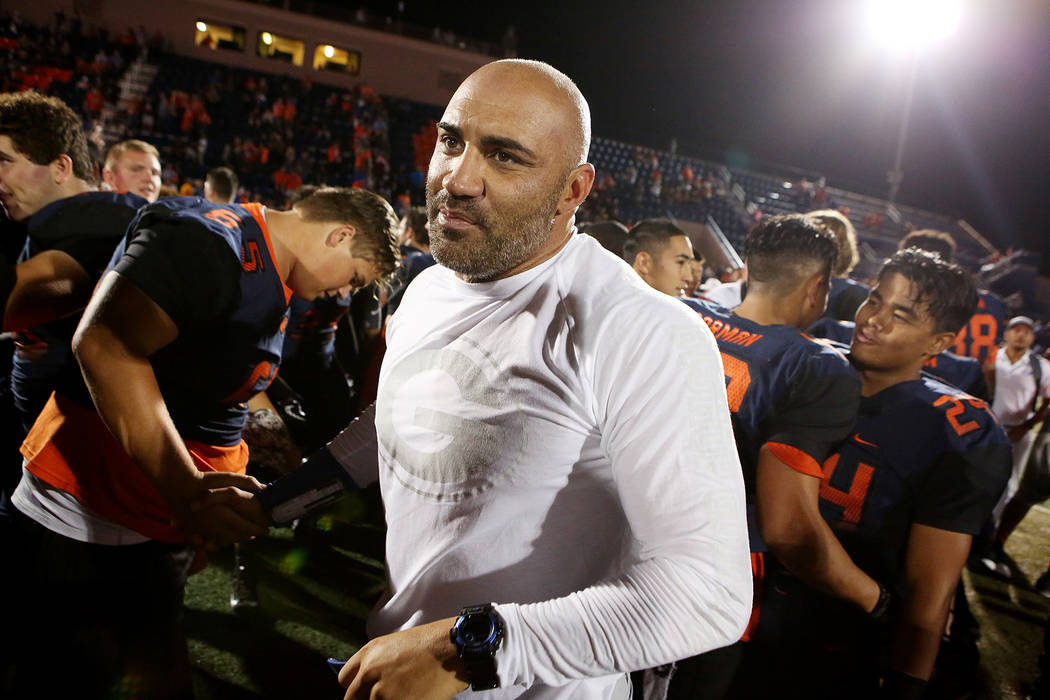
[457, 614, 497, 650]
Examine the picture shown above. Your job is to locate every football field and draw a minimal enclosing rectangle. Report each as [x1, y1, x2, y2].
[184, 490, 1050, 699]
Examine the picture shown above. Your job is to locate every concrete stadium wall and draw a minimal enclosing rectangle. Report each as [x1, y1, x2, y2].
[7, 0, 490, 105]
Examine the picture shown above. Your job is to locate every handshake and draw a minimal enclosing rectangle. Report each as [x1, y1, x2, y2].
[181, 447, 354, 549]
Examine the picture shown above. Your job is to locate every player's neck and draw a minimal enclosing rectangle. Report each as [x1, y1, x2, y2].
[734, 291, 806, 330]
[857, 363, 924, 397]
[56, 178, 94, 202]
[259, 209, 297, 283]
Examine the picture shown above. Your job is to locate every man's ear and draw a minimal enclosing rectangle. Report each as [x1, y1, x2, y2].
[556, 163, 595, 217]
[326, 224, 356, 248]
[52, 154, 74, 185]
[924, 331, 958, 359]
[803, 272, 828, 306]
[633, 251, 652, 276]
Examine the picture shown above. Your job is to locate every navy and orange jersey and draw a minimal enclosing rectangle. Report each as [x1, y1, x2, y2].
[821, 276, 869, 322]
[58, 197, 293, 446]
[952, 290, 1006, 364]
[682, 298, 861, 551]
[282, 292, 351, 362]
[10, 191, 146, 429]
[819, 374, 1010, 588]
[922, 350, 987, 399]
[808, 317, 855, 345]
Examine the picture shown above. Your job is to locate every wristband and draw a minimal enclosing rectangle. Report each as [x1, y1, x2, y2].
[256, 446, 357, 525]
[881, 669, 927, 700]
[869, 581, 893, 623]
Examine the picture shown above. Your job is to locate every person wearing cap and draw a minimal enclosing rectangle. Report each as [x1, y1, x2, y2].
[983, 316, 1050, 522]
[980, 316, 1050, 583]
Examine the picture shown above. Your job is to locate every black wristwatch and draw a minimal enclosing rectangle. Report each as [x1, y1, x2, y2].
[450, 604, 504, 691]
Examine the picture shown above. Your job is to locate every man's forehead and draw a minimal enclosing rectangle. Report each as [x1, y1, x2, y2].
[876, 273, 934, 319]
[118, 151, 159, 166]
[442, 92, 559, 144]
[0, 134, 25, 158]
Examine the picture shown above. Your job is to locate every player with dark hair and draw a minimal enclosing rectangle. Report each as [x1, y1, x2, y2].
[5, 188, 400, 698]
[204, 166, 239, 204]
[898, 228, 1006, 364]
[579, 219, 629, 255]
[810, 318, 988, 398]
[384, 205, 436, 317]
[0, 90, 148, 517]
[899, 229, 958, 262]
[623, 218, 695, 296]
[671, 215, 881, 699]
[399, 204, 430, 251]
[795, 249, 1010, 699]
[808, 209, 868, 322]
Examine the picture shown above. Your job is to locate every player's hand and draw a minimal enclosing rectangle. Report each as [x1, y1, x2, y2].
[338, 617, 469, 700]
[183, 472, 269, 549]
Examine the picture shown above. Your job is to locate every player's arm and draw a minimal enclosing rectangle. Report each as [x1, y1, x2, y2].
[2, 249, 92, 331]
[756, 445, 881, 613]
[885, 523, 970, 688]
[73, 269, 266, 545]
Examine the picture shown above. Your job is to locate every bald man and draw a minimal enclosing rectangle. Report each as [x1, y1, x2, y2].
[273, 59, 749, 699]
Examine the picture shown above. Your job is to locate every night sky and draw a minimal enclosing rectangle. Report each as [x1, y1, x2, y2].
[368, 1, 1049, 263]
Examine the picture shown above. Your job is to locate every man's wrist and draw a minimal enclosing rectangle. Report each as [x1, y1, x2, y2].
[868, 580, 893, 622]
[450, 604, 504, 691]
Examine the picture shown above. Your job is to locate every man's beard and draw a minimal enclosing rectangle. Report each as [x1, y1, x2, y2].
[426, 184, 562, 283]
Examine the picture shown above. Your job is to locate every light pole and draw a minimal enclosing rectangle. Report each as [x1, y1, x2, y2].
[867, 0, 962, 205]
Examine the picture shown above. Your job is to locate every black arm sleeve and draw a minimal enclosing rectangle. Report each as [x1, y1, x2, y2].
[915, 440, 1012, 534]
[33, 199, 139, 280]
[767, 354, 861, 469]
[113, 223, 241, 328]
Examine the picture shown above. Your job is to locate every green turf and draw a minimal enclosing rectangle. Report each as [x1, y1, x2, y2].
[184, 491, 385, 699]
[184, 491, 1050, 699]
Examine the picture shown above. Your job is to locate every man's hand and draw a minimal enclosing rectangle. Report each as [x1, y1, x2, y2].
[185, 472, 269, 549]
[338, 617, 469, 700]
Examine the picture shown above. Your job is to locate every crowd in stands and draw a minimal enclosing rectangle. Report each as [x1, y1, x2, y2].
[3, 8, 1050, 700]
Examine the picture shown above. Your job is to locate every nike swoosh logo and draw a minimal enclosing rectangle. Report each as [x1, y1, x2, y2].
[853, 434, 879, 448]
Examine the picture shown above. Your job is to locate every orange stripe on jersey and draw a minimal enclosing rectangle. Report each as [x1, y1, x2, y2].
[21, 393, 249, 543]
[243, 202, 293, 304]
[740, 551, 765, 643]
[767, 441, 823, 478]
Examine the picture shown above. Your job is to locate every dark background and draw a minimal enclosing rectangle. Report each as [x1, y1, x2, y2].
[360, 0, 1049, 264]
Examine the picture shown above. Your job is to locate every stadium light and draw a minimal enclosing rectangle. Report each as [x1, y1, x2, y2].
[866, 0, 963, 204]
[261, 32, 273, 46]
[196, 21, 208, 33]
[868, 0, 962, 48]
[323, 44, 335, 58]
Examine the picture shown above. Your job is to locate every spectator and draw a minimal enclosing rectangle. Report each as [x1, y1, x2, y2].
[978, 316, 1050, 572]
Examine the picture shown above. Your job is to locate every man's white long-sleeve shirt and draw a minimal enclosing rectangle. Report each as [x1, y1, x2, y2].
[343, 232, 750, 698]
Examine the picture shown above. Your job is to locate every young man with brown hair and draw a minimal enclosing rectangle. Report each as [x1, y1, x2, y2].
[5, 187, 399, 698]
